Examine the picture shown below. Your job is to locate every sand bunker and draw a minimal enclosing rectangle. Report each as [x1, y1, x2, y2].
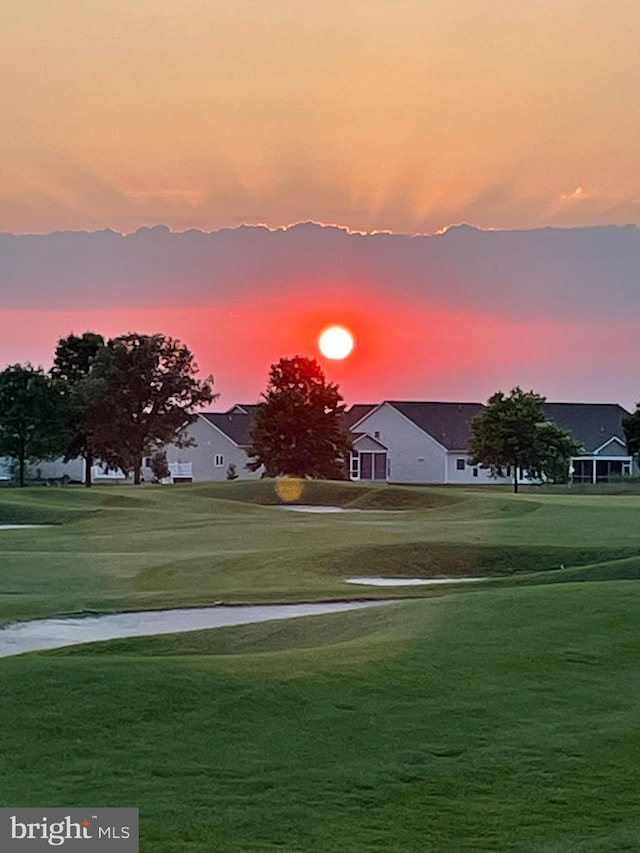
[0, 600, 393, 659]
[345, 576, 486, 587]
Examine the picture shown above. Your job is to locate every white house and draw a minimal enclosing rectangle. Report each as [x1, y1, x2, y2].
[154, 405, 262, 483]
[348, 401, 495, 484]
[543, 403, 634, 484]
[18, 400, 635, 486]
[348, 400, 635, 485]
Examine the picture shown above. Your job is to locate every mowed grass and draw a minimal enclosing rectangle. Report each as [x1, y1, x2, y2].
[2, 482, 640, 849]
[2, 479, 640, 623]
[1, 584, 640, 851]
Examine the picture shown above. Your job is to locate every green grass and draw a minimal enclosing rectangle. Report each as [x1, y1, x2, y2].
[2, 480, 640, 850]
[2, 585, 640, 851]
[2, 479, 640, 623]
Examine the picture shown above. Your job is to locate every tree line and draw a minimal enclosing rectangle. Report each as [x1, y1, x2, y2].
[1, 333, 639, 490]
[0, 332, 215, 486]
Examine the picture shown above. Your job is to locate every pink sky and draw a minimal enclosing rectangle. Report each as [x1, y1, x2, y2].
[1, 3, 639, 409]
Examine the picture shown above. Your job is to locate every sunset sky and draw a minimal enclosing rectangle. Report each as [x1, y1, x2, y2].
[1, 1, 639, 408]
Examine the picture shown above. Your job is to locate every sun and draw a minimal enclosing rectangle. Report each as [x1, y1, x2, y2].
[318, 326, 355, 360]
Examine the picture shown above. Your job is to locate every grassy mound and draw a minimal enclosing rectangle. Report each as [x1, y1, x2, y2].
[500, 554, 640, 587]
[345, 486, 459, 510]
[188, 478, 461, 510]
[0, 498, 93, 526]
[317, 541, 640, 578]
[44, 602, 410, 659]
[3, 585, 640, 851]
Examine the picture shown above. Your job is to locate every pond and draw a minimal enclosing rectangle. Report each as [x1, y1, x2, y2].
[0, 600, 393, 659]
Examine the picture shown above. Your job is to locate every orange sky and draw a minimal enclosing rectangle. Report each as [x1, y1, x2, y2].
[2, 0, 640, 235]
[2, 2, 640, 409]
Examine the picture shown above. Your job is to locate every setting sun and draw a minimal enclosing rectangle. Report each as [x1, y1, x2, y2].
[318, 326, 355, 360]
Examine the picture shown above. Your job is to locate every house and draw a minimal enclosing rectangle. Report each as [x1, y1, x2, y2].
[348, 400, 635, 485]
[543, 403, 633, 484]
[22, 405, 263, 485]
[18, 399, 635, 486]
[348, 401, 494, 484]
[153, 405, 262, 483]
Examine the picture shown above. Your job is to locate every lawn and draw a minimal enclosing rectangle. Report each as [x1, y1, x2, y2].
[1, 479, 640, 622]
[1, 481, 640, 850]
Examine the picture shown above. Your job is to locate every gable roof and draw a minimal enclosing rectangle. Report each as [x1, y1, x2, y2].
[343, 404, 377, 429]
[225, 403, 260, 417]
[542, 403, 630, 453]
[200, 400, 631, 455]
[200, 411, 254, 446]
[352, 431, 388, 450]
[386, 401, 484, 450]
[202, 402, 372, 447]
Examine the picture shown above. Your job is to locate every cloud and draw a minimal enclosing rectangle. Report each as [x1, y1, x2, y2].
[2, 223, 640, 324]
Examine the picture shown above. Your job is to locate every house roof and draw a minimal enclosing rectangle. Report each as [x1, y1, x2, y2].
[386, 401, 485, 450]
[201, 400, 631, 455]
[343, 404, 377, 429]
[225, 403, 260, 417]
[542, 403, 630, 453]
[200, 411, 254, 446]
[352, 431, 388, 450]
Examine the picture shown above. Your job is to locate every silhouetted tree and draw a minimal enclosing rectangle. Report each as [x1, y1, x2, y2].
[469, 387, 581, 493]
[0, 364, 69, 486]
[51, 332, 106, 487]
[88, 333, 216, 484]
[248, 356, 352, 478]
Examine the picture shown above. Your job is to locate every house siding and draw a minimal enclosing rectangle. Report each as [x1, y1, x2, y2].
[161, 415, 261, 482]
[354, 404, 447, 483]
[445, 453, 495, 484]
[593, 440, 628, 457]
[29, 457, 86, 482]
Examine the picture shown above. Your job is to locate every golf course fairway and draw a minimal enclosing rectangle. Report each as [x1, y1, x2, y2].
[1, 480, 639, 851]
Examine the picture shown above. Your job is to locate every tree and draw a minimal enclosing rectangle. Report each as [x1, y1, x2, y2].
[623, 405, 640, 464]
[468, 387, 581, 493]
[149, 450, 170, 483]
[247, 356, 352, 478]
[50, 332, 106, 487]
[0, 364, 69, 486]
[88, 333, 216, 484]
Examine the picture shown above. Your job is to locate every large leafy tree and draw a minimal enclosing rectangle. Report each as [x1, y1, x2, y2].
[0, 364, 69, 486]
[50, 332, 106, 487]
[468, 387, 581, 493]
[88, 333, 216, 484]
[623, 405, 640, 463]
[248, 356, 352, 478]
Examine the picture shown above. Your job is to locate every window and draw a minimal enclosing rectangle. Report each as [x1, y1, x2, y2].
[374, 430, 380, 439]
[456, 458, 466, 471]
[473, 467, 479, 478]
[350, 454, 360, 480]
[144, 457, 152, 468]
[214, 454, 224, 467]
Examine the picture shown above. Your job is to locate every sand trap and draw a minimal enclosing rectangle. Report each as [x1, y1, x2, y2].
[0, 524, 51, 530]
[0, 600, 393, 659]
[345, 576, 486, 587]
[277, 505, 357, 513]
